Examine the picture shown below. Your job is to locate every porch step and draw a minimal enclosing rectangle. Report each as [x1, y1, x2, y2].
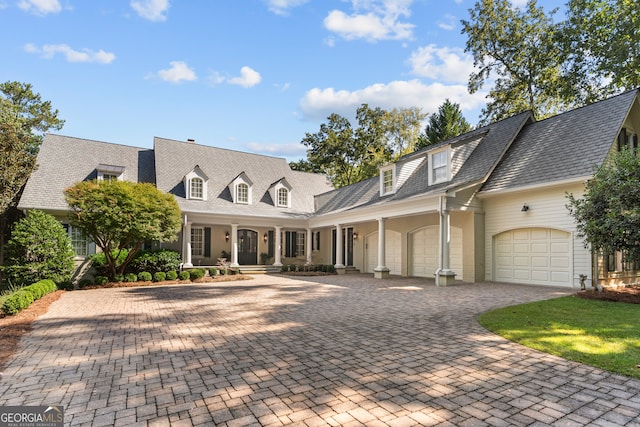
[345, 266, 360, 274]
[238, 265, 281, 274]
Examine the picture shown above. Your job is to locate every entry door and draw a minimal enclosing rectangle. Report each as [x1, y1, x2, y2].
[332, 228, 354, 266]
[238, 229, 258, 265]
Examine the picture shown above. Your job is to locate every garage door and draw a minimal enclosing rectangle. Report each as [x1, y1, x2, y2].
[410, 226, 463, 278]
[494, 228, 571, 286]
[365, 230, 401, 275]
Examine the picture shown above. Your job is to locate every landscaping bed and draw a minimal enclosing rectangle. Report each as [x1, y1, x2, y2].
[576, 285, 640, 304]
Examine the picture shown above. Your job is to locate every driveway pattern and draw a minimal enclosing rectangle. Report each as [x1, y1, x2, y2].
[1, 274, 639, 426]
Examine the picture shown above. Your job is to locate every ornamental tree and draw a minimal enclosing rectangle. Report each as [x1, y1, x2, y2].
[64, 180, 181, 279]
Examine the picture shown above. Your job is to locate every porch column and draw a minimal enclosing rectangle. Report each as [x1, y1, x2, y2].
[230, 223, 239, 267]
[436, 196, 456, 286]
[305, 228, 312, 265]
[335, 224, 345, 273]
[273, 225, 283, 267]
[183, 217, 193, 268]
[374, 217, 390, 279]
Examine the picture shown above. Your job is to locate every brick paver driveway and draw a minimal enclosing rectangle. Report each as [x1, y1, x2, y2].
[1, 274, 639, 426]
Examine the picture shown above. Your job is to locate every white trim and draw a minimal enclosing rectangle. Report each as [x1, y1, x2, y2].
[478, 176, 592, 198]
[379, 165, 396, 196]
[428, 146, 451, 186]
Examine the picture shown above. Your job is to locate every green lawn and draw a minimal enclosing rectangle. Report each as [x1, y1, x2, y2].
[478, 295, 640, 379]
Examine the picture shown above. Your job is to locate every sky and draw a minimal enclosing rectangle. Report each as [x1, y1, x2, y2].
[0, 0, 564, 161]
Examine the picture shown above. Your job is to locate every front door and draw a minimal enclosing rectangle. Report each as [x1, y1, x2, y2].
[238, 229, 258, 265]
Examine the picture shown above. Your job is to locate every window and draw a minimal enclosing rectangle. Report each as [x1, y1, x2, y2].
[101, 173, 119, 182]
[190, 178, 203, 199]
[277, 188, 289, 207]
[68, 225, 90, 257]
[383, 169, 393, 193]
[191, 227, 204, 257]
[284, 231, 304, 257]
[296, 233, 305, 257]
[237, 183, 249, 204]
[432, 150, 448, 183]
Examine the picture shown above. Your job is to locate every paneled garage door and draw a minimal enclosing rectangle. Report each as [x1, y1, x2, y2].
[410, 226, 463, 278]
[365, 230, 402, 275]
[494, 228, 572, 286]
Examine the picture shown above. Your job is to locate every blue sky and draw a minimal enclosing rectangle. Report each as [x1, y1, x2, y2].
[0, 0, 563, 161]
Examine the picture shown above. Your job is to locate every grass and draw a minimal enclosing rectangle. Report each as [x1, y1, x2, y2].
[479, 295, 640, 379]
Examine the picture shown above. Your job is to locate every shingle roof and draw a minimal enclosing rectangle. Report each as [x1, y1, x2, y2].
[314, 111, 532, 215]
[153, 137, 333, 218]
[482, 89, 640, 193]
[18, 134, 155, 211]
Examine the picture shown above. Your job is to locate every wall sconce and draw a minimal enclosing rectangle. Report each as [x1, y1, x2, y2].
[263, 233, 268, 243]
[521, 203, 529, 212]
[353, 232, 359, 240]
[225, 231, 230, 242]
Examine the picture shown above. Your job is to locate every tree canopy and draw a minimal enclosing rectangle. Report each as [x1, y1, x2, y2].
[416, 99, 472, 150]
[64, 180, 182, 279]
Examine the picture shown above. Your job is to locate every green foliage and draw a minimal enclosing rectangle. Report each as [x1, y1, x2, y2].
[4, 210, 75, 286]
[94, 276, 108, 286]
[178, 271, 190, 280]
[188, 269, 205, 280]
[129, 249, 181, 274]
[57, 281, 74, 291]
[114, 274, 124, 282]
[166, 270, 178, 280]
[416, 99, 472, 150]
[90, 249, 130, 277]
[153, 271, 166, 282]
[137, 271, 152, 282]
[209, 267, 218, 276]
[79, 278, 94, 288]
[64, 180, 181, 279]
[124, 273, 138, 283]
[1, 279, 57, 315]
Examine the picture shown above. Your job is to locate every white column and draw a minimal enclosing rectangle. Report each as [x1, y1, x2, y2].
[306, 228, 312, 265]
[374, 217, 390, 278]
[335, 224, 344, 268]
[231, 223, 239, 267]
[436, 196, 456, 286]
[274, 225, 283, 267]
[183, 215, 193, 267]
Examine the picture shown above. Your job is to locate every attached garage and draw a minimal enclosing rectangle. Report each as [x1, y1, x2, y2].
[365, 230, 402, 275]
[409, 226, 463, 278]
[494, 228, 572, 286]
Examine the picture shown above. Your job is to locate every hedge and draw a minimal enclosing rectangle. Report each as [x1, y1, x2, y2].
[2, 279, 58, 315]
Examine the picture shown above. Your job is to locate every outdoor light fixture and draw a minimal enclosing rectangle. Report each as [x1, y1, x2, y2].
[263, 232, 268, 243]
[353, 232, 359, 240]
[521, 203, 529, 212]
[225, 231, 230, 241]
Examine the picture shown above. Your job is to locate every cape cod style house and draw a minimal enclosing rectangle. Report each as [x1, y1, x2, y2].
[17, 89, 640, 289]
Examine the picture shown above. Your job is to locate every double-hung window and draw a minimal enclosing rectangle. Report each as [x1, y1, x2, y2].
[237, 183, 249, 204]
[277, 188, 289, 207]
[191, 227, 204, 257]
[432, 150, 448, 183]
[190, 178, 203, 199]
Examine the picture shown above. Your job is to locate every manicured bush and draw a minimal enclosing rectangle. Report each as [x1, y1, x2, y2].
[58, 281, 74, 291]
[178, 271, 190, 280]
[2, 290, 35, 315]
[124, 273, 138, 283]
[90, 249, 130, 277]
[153, 272, 166, 282]
[209, 267, 218, 276]
[79, 278, 94, 288]
[166, 270, 178, 280]
[94, 276, 108, 286]
[189, 269, 205, 280]
[325, 264, 336, 273]
[114, 274, 124, 282]
[128, 249, 181, 274]
[137, 271, 152, 282]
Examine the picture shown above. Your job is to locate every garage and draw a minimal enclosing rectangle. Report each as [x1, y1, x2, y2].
[494, 228, 572, 286]
[365, 230, 402, 275]
[409, 226, 463, 278]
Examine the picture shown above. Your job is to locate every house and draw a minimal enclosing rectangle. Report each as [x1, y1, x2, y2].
[17, 89, 640, 288]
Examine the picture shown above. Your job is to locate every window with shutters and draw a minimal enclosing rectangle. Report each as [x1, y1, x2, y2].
[191, 227, 204, 257]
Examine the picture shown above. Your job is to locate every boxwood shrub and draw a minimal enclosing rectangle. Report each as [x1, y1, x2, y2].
[178, 271, 190, 280]
[94, 276, 108, 286]
[124, 273, 138, 283]
[138, 271, 152, 282]
[1, 279, 58, 315]
[153, 272, 166, 282]
[189, 269, 205, 280]
[166, 270, 178, 280]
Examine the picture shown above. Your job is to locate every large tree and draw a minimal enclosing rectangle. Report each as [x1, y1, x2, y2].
[64, 180, 182, 279]
[416, 99, 472, 150]
[294, 104, 425, 188]
[567, 148, 640, 264]
[461, 0, 573, 124]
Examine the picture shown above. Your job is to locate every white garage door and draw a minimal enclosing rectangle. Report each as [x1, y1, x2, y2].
[365, 230, 401, 275]
[410, 226, 463, 278]
[494, 228, 572, 286]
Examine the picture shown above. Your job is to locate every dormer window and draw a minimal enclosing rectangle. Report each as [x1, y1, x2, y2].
[277, 188, 289, 208]
[190, 177, 203, 199]
[429, 147, 451, 185]
[97, 164, 125, 181]
[230, 172, 253, 205]
[184, 166, 208, 200]
[270, 178, 292, 208]
[379, 165, 395, 196]
[237, 183, 249, 204]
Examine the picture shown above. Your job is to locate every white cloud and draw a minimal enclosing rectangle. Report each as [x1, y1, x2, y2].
[228, 66, 262, 88]
[408, 44, 475, 84]
[438, 13, 457, 31]
[131, 0, 169, 22]
[323, 0, 415, 42]
[299, 80, 487, 123]
[244, 142, 306, 158]
[265, 0, 308, 16]
[156, 61, 197, 83]
[24, 43, 116, 63]
[17, 0, 61, 15]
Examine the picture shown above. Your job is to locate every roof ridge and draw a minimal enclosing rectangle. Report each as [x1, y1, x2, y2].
[153, 136, 291, 162]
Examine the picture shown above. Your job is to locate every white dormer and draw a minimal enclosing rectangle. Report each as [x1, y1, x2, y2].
[270, 178, 292, 208]
[184, 165, 208, 200]
[379, 164, 396, 196]
[428, 146, 451, 185]
[97, 164, 125, 182]
[229, 172, 253, 205]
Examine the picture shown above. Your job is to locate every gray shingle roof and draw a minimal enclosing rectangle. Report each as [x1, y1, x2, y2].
[482, 89, 640, 193]
[18, 134, 155, 211]
[153, 137, 333, 218]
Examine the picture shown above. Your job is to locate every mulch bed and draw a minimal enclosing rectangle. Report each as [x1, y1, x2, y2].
[575, 285, 640, 304]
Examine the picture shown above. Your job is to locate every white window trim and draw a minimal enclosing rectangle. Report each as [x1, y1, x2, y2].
[97, 171, 123, 181]
[184, 169, 208, 201]
[276, 187, 290, 208]
[191, 226, 204, 257]
[428, 146, 451, 185]
[236, 183, 249, 204]
[380, 165, 396, 196]
[190, 177, 204, 200]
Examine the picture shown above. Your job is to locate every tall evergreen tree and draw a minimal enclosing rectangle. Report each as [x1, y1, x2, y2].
[416, 99, 472, 150]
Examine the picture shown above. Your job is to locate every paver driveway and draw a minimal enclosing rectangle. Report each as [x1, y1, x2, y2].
[1, 274, 639, 426]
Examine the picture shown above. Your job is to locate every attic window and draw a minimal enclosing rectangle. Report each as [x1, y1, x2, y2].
[237, 183, 249, 204]
[379, 165, 395, 195]
[184, 166, 208, 201]
[277, 188, 289, 208]
[429, 147, 451, 185]
[190, 177, 203, 199]
[97, 164, 125, 181]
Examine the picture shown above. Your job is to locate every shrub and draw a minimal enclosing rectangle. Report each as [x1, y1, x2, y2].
[114, 274, 124, 282]
[209, 267, 218, 276]
[189, 269, 205, 280]
[4, 210, 75, 286]
[79, 278, 94, 288]
[166, 270, 178, 280]
[138, 271, 152, 282]
[326, 264, 336, 273]
[153, 272, 166, 282]
[128, 249, 181, 274]
[90, 249, 130, 277]
[94, 276, 108, 286]
[178, 271, 190, 280]
[2, 290, 35, 315]
[124, 273, 138, 283]
[57, 281, 74, 291]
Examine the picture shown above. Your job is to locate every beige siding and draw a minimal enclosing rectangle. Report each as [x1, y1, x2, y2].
[483, 183, 590, 288]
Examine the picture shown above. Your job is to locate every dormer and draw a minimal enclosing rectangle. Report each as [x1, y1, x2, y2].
[270, 178, 292, 208]
[96, 164, 125, 182]
[379, 164, 396, 196]
[183, 165, 208, 200]
[428, 145, 451, 186]
[229, 172, 253, 205]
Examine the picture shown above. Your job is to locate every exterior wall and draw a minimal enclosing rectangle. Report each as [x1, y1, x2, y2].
[482, 183, 590, 288]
